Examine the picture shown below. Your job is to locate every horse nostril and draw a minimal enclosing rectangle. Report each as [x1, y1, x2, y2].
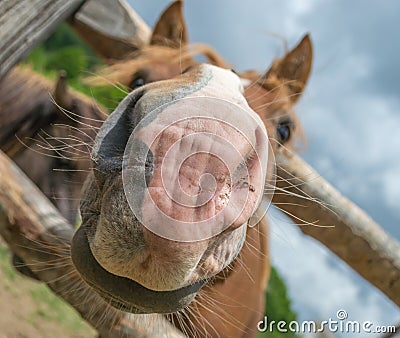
[144, 148, 154, 187]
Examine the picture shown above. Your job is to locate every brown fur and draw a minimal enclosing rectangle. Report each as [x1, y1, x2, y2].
[87, 43, 230, 88]
[0, 66, 106, 224]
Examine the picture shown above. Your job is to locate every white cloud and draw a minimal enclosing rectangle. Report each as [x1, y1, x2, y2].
[291, 0, 318, 16]
[382, 167, 400, 210]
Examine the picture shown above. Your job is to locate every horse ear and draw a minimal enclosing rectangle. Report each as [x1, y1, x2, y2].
[150, 0, 188, 48]
[264, 34, 313, 103]
[54, 70, 73, 110]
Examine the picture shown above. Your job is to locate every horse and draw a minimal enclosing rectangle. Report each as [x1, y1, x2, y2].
[0, 67, 105, 225]
[73, 2, 312, 337]
[0, 1, 312, 336]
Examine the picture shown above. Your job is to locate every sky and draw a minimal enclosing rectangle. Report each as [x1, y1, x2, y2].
[129, 1, 400, 335]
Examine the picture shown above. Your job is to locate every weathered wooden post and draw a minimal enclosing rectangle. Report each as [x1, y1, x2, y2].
[70, 0, 151, 61]
[0, 0, 151, 76]
[0, 0, 86, 77]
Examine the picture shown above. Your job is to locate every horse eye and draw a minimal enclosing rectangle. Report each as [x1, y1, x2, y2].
[129, 76, 146, 90]
[277, 122, 291, 143]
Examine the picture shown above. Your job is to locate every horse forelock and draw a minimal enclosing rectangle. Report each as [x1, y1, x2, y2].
[86, 43, 230, 88]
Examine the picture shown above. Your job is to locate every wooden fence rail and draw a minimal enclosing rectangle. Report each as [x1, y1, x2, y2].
[0, 0, 85, 77]
[0, 0, 151, 77]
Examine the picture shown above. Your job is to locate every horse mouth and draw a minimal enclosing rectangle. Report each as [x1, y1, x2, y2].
[71, 226, 206, 314]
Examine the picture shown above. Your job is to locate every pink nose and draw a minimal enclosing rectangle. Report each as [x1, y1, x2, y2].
[122, 96, 269, 242]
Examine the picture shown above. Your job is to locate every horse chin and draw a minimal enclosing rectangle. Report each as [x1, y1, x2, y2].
[71, 226, 206, 314]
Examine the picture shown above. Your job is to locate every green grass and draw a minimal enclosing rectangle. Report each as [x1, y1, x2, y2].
[257, 267, 301, 337]
[0, 245, 17, 281]
[22, 23, 126, 111]
[0, 242, 93, 336]
[28, 286, 88, 332]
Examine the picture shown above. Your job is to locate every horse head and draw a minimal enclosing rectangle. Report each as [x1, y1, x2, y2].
[72, 63, 270, 313]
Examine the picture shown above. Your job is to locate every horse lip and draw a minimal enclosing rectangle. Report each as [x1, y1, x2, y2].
[71, 226, 206, 314]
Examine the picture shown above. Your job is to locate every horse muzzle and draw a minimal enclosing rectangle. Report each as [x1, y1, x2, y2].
[71, 64, 271, 313]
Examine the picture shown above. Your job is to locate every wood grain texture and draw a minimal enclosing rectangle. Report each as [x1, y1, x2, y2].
[0, 0, 86, 78]
[70, 0, 151, 62]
